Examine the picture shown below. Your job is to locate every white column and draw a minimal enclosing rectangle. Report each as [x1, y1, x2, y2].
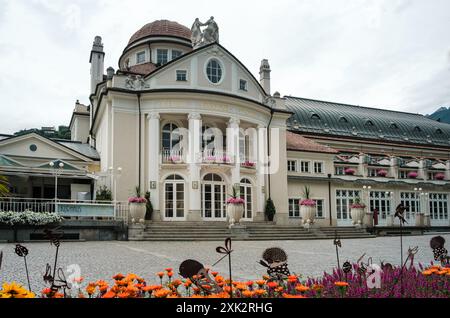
[187, 112, 202, 221]
[147, 112, 161, 221]
[227, 118, 241, 187]
[255, 125, 266, 221]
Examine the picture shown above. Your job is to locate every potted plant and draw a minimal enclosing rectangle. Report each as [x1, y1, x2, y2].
[344, 168, 356, 175]
[265, 198, 276, 222]
[350, 197, 366, 226]
[377, 169, 388, 177]
[299, 186, 316, 228]
[226, 185, 245, 226]
[435, 173, 445, 180]
[144, 191, 153, 220]
[407, 171, 418, 179]
[128, 186, 147, 224]
[95, 185, 112, 202]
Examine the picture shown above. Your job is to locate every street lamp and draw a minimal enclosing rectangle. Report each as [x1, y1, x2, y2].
[49, 161, 64, 210]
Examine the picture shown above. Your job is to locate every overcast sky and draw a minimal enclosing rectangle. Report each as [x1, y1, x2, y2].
[1, 0, 449, 134]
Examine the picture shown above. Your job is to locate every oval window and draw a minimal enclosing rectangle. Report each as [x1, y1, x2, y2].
[206, 59, 222, 84]
[29, 144, 37, 152]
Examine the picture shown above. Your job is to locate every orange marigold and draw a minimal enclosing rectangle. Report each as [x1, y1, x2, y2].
[242, 290, 255, 298]
[113, 273, 125, 280]
[102, 291, 116, 298]
[211, 271, 219, 277]
[156, 272, 165, 278]
[267, 281, 278, 289]
[165, 268, 173, 272]
[254, 289, 266, 296]
[154, 289, 172, 298]
[295, 284, 310, 293]
[86, 283, 96, 295]
[334, 281, 349, 288]
[255, 280, 266, 286]
[282, 293, 306, 298]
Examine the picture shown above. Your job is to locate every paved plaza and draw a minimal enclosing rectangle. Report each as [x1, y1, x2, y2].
[1, 234, 449, 292]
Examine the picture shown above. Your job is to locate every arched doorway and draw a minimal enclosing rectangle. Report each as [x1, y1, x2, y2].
[202, 173, 226, 220]
[164, 174, 185, 220]
[240, 178, 253, 220]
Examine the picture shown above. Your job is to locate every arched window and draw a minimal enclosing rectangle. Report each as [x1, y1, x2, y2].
[164, 174, 184, 220]
[162, 123, 181, 151]
[202, 174, 226, 219]
[240, 178, 253, 219]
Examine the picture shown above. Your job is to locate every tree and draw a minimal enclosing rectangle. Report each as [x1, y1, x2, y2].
[265, 198, 276, 222]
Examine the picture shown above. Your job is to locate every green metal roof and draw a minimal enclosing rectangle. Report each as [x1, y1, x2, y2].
[0, 155, 22, 167]
[285, 96, 450, 147]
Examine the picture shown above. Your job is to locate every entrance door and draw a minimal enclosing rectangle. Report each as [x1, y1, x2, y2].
[400, 192, 420, 225]
[202, 174, 226, 220]
[369, 191, 392, 226]
[429, 193, 449, 226]
[240, 178, 253, 220]
[164, 175, 185, 220]
[336, 189, 360, 226]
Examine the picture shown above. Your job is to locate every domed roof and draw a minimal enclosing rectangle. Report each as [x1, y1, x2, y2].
[128, 20, 192, 45]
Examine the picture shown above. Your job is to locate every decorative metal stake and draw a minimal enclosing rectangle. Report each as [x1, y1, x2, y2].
[14, 244, 31, 292]
[44, 228, 63, 280]
[333, 232, 342, 279]
[214, 237, 233, 298]
[394, 203, 408, 297]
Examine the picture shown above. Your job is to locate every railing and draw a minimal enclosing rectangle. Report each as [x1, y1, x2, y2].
[202, 150, 234, 164]
[162, 149, 185, 164]
[0, 197, 129, 224]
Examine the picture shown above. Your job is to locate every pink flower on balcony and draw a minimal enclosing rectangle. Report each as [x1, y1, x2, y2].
[169, 156, 181, 163]
[435, 173, 445, 180]
[221, 156, 231, 163]
[377, 169, 388, 177]
[241, 161, 255, 168]
[128, 197, 147, 204]
[407, 171, 418, 179]
[299, 199, 317, 207]
[226, 197, 245, 205]
[344, 168, 356, 175]
[206, 156, 216, 162]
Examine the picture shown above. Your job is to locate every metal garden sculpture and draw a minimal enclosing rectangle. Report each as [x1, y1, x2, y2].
[14, 244, 31, 292]
[430, 236, 449, 266]
[178, 259, 222, 295]
[259, 247, 291, 281]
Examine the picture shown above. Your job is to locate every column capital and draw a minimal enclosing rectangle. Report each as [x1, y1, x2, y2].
[228, 117, 240, 126]
[148, 112, 160, 120]
[188, 112, 202, 120]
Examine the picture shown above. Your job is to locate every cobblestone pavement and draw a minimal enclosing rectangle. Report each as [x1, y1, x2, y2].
[0, 234, 448, 293]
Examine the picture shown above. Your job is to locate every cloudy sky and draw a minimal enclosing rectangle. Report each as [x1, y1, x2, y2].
[0, 0, 449, 134]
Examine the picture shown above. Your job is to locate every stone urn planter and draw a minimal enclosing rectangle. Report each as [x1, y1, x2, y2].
[350, 207, 366, 226]
[300, 205, 316, 228]
[129, 203, 146, 224]
[227, 203, 244, 226]
[350, 198, 366, 227]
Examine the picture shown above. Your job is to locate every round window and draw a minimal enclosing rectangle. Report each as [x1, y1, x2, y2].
[29, 144, 37, 152]
[206, 59, 222, 84]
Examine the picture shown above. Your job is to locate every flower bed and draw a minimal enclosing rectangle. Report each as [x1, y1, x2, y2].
[0, 211, 62, 226]
[4, 263, 449, 298]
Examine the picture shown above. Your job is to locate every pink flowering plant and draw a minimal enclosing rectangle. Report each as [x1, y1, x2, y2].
[435, 173, 445, 180]
[226, 186, 245, 205]
[241, 161, 256, 168]
[344, 168, 356, 175]
[377, 169, 388, 177]
[351, 197, 366, 209]
[128, 186, 147, 204]
[407, 171, 418, 179]
[300, 186, 316, 207]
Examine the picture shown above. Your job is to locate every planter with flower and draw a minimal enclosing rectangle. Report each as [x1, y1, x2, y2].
[407, 171, 418, 179]
[169, 155, 182, 164]
[435, 173, 445, 181]
[299, 186, 316, 228]
[350, 197, 366, 226]
[241, 161, 256, 169]
[128, 186, 147, 224]
[344, 168, 356, 175]
[377, 169, 388, 177]
[226, 186, 245, 226]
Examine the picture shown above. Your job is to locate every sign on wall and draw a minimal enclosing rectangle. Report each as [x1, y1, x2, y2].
[57, 203, 115, 217]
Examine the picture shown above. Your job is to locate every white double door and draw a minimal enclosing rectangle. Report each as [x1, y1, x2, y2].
[202, 182, 227, 220]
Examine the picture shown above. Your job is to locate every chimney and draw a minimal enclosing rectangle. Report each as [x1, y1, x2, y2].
[90, 36, 105, 94]
[259, 59, 271, 95]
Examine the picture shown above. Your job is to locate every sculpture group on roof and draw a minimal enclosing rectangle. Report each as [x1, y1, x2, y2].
[191, 17, 219, 49]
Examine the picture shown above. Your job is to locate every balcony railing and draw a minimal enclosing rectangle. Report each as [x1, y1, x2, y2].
[202, 149, 234, 164]
[162, 149, 185, 164]
[0, 197, 130, 224]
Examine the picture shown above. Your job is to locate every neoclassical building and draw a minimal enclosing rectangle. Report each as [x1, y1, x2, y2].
[1, 18, 450, 227]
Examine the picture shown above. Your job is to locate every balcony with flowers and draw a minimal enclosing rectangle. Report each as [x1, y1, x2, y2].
[201, 149, 234, 165]
[161, 149, 186, 165]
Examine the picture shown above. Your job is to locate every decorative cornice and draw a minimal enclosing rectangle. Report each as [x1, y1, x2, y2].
[147, 112, 160, 120]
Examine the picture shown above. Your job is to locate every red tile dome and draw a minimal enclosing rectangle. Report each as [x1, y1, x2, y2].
[128, 20, 192, 45]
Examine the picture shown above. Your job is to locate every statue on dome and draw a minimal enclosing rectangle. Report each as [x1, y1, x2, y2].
[191, 17, 219, 49]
